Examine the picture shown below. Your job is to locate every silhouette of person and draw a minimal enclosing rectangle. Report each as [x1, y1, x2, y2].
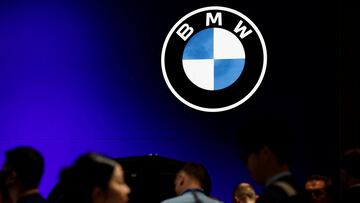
[236, 120, 308, 203]
[341, 148, 360, 203]
[60, 153, 130, 203]
[1, 146, 46, 203]
[161, 162, 223, 203]
[305, 175, 335, 203]
[232, 183, 257, 203]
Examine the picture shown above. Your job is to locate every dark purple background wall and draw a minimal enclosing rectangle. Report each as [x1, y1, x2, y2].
[0, 0, 344, 202]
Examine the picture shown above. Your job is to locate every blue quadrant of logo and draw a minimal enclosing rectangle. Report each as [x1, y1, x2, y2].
[183, 28, 213, 59]
[214, 59, 245, 90]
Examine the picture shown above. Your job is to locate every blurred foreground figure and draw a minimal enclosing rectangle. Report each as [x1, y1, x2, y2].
[60, 153, 130, 203]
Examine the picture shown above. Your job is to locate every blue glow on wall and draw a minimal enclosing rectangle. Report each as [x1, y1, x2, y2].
[0, 1, 260, 203]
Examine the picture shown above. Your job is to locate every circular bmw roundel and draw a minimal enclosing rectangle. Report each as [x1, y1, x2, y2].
[182, 27, 245, 91]
[161, 6, 267, 112]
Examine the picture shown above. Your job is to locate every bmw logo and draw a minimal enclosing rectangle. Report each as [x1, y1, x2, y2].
[161, 6, 267, 112]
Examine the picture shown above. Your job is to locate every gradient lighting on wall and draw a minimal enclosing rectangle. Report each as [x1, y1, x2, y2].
[0, 1, 255, 202]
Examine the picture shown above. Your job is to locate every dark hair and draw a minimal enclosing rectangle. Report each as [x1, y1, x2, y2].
[5, 146, 44, 189]
[60, 153, 118, 203]
[342, 149, 360, 179]
[181, 163, 212, 195]
[236, 120, 294, 164]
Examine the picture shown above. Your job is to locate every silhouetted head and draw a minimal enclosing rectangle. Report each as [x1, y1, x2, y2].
[236, 120, 294, 184]
[305, 175, 334, 203]
[174, 162, 212, 195]
[3, 146, 44, 190]
[341, 148, 360, 188]
[61, 153, 130, 203]
[232, 183, 256, 203]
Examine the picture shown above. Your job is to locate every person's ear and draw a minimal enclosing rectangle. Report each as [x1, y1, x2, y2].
[92, 187, 105, 203]
[234, 196, 240, 203]
[178, 175, 185, 186]
[261, 146, 273, 159]
[6, 171, 17, 185]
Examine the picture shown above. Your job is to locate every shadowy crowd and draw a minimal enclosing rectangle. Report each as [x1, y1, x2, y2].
[0, 121, 359, 203]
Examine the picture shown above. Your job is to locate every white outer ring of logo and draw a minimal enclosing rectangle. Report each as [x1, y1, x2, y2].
[161, 6, 267, 112]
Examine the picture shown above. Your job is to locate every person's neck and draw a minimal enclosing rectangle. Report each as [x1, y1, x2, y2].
[9, 187, 39, 203]
[181, 183, 203, 195]
[268, 164, 289, 177]
[20, 188, 39, 197]
[265, 165, 290, 185]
